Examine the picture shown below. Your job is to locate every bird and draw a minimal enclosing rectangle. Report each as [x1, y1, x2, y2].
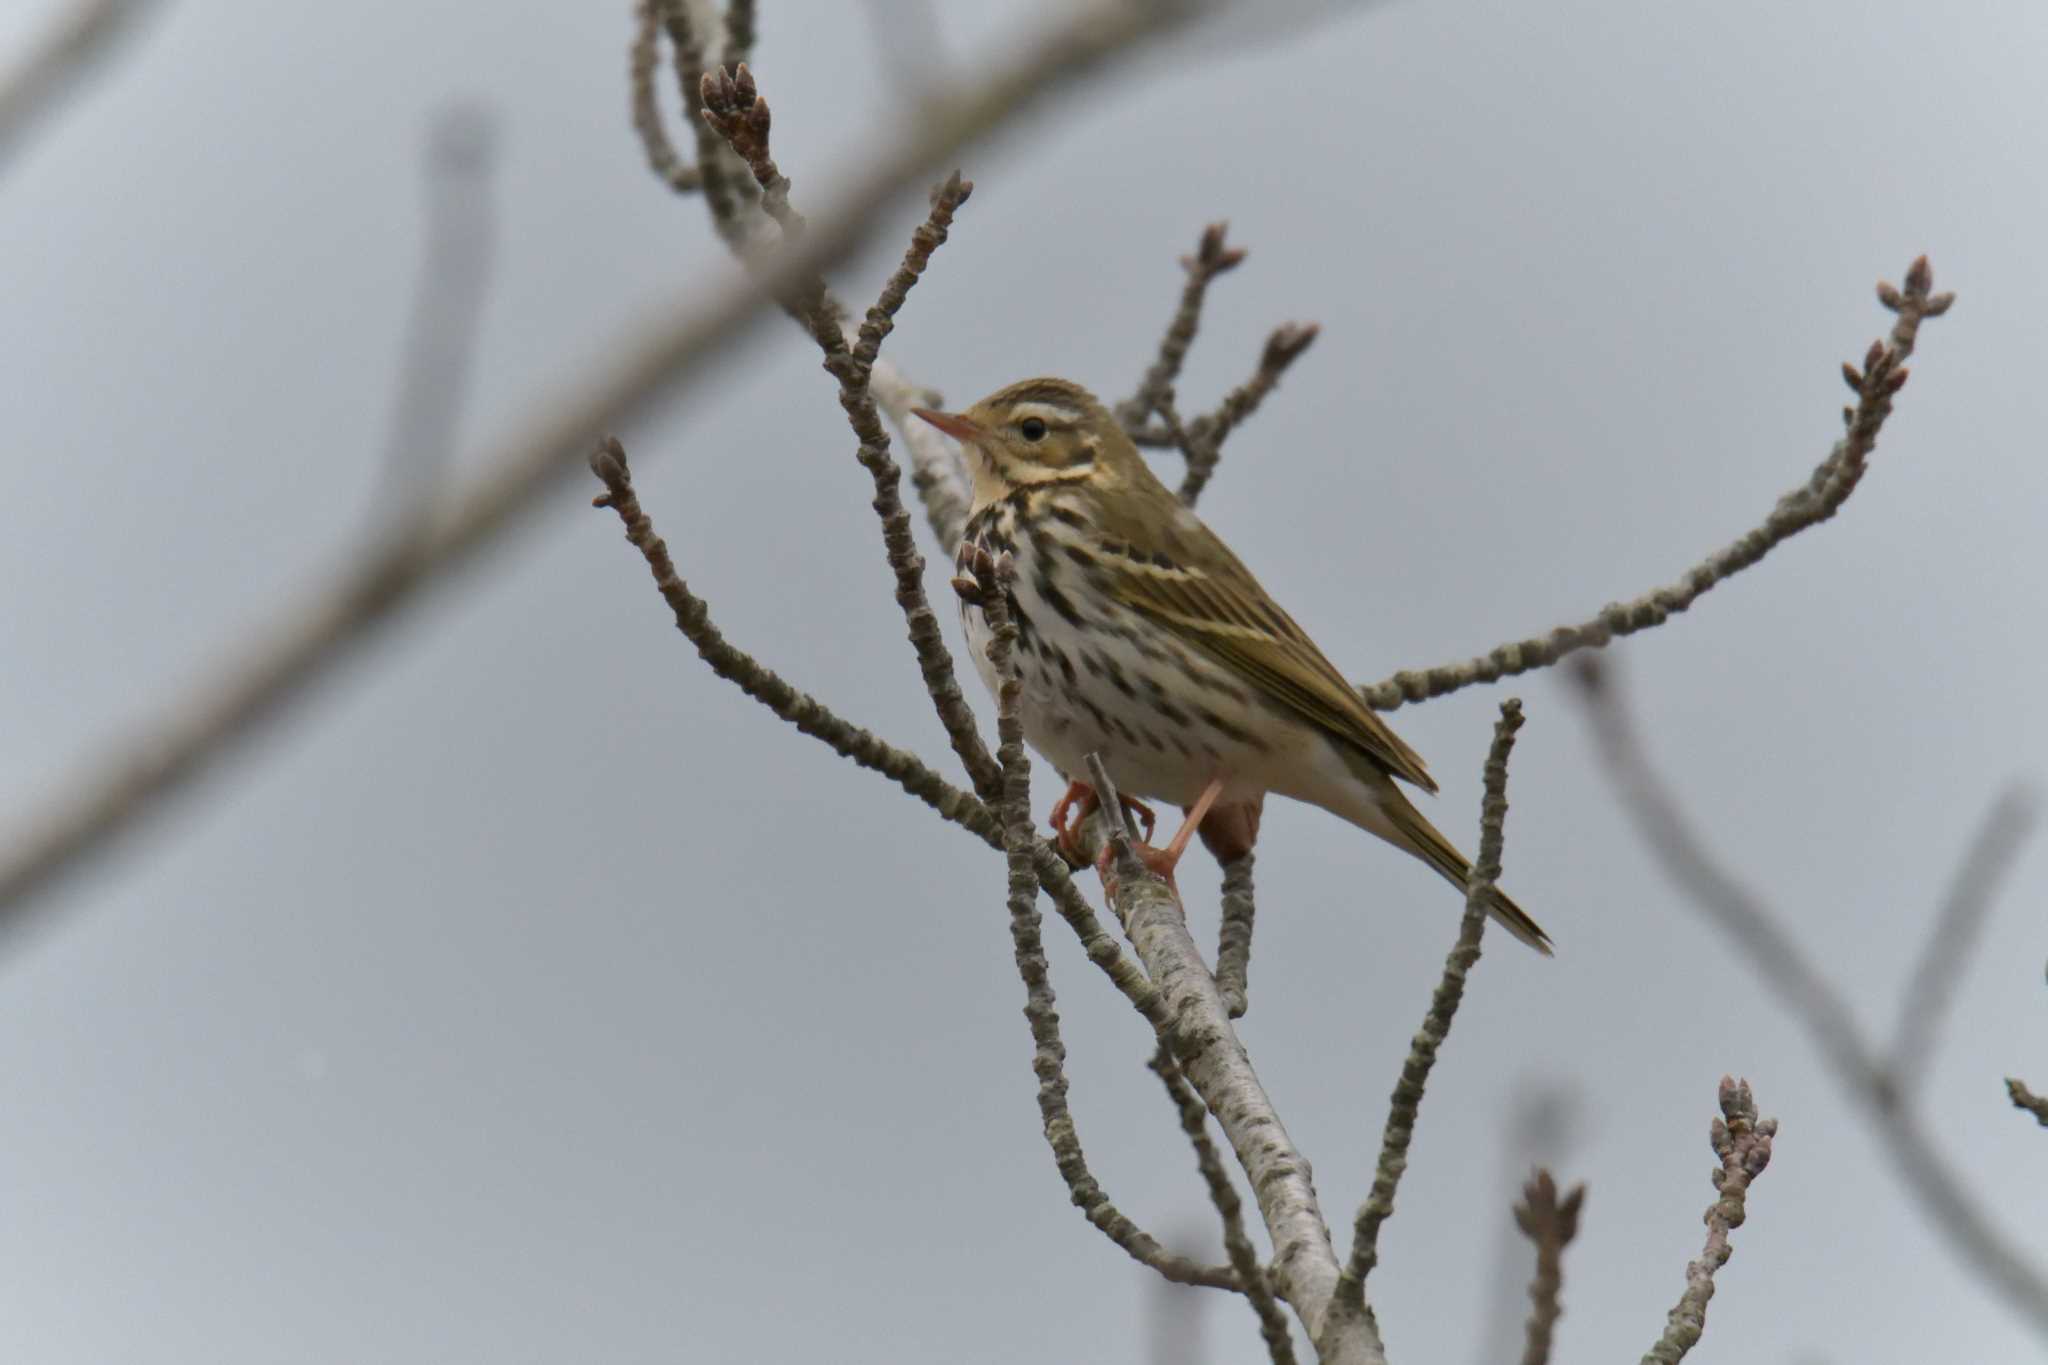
[912, 377, 1552, 954]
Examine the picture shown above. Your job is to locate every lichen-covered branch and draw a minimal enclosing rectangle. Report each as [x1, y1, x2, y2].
[1174, 322, 1320, 506]
[1640, 1078, 1777, 1364]
[1512, 1169, 1585, 1365]
[1363, 257, 1952, 712]
[1082, 754, 1386, 1365]
[1215, 852, 1257, 1019]
[1150, 1043, 1297, 1363]
[1336, 699, 1524, 1320]
[981, 558, 1240, 1293]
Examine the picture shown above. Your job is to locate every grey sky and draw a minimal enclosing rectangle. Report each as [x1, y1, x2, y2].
[3, 1, 2046, 1361]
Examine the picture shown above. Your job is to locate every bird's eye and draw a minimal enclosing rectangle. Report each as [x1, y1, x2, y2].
[1019, 417, 1048, 442]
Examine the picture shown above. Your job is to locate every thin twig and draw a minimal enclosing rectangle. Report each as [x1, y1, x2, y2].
[1176, 322, 1320, 506]
[1215, 851, 1257, 1019]
[629, 0, 701, 192]
[871, 355, 972, 551]
[0, 0, 158, 170]
[2005, 1080, 2048, 1129]
[1890, 788, 2039, 1089]
[589, 439, 1159, 1023]
[981, 556, 1239, 1293]
[1117, 222, 1246, 431]
[0, 0, 1204, 928]
[590, 439, 994, 841]
[1571, 658, 2048, 1342]
[1640, 1078, 1777, 1364]
[1337, 699, 1524, 1318]
[1150, 1043, 1297, 1363]
[1364, 257, 1952, 711]
[1512, 1169, 1585, 1365]
[657, 0, 746, 242]
[1082, 753, 1386, 1365]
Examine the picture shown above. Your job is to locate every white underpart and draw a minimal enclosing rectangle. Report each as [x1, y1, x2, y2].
[959, 497, 1369, 818]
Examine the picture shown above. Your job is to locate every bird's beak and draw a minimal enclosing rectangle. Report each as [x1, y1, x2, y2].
[911, 408, 984, 443]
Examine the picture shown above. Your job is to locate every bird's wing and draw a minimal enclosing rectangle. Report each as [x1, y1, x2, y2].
[1104, 529, 1439, 793]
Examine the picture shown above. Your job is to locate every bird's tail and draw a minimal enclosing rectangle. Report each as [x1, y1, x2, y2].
[1342, 772, 1554, 956]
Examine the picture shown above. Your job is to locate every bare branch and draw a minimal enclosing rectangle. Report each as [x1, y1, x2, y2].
[1890, 788, 2039, 1089]
[655, 0, 747, 242]
[1571, 658, 2048, 1341]
[1176, 321, 1320, 506]
[0, 0, 1205, 928]
[2005, 1079, 2048, 1129]
[1215, 851, 1257, 1019]
[1082, 754, 1387, 1365]
[589, 441, 1162, 1030]
[871, 356, 972, 551]
[1150, 1043, 1297, 1363]
[1338, 699, 1524, 1313]
[0, 0, 158, 170]
[589, 439, 996, 841]
[1512, 1169, 1585, 1365]
[1108, 224, 1320, 509]
[1364, 257, 1952, 712]
[980, 556, 1240, 1293]
[629, 0, 701, 192]
[1117, 222, 1247, 431]
[1641, 1078, 1777, 1364]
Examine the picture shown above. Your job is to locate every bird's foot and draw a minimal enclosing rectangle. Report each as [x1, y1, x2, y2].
[1093, 776, 1226, 902]
[1049, 781, 1155, 867]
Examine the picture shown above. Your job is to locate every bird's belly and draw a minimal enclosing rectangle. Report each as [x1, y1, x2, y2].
[962, 590, 1286, 809]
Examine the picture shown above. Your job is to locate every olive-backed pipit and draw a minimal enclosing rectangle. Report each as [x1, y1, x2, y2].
[915, 378, 1550, 953]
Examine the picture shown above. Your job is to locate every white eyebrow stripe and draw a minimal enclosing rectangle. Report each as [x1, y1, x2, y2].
[1007, 400, 1084, 425]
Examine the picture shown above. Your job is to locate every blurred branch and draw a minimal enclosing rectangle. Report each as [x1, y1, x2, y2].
[0, 0, 159, 169]
[1571, 656, 2048, 1343]
[0, 0, 1219, 932]
[1336, 700, 1523, 1323]
[1889, 789, 2037, 1090]
[629, 0, 700, 191]
[367, 105, 499, 531]
[1641, 1078, 1777, 1364]
[1083, 754, 1386, 1365]
[1150, 1043, 1297, 1363]
[1511, 1169, 1584, 1365]
[981, 555, 1240, 1293]
[1363, 257, 1952, 712]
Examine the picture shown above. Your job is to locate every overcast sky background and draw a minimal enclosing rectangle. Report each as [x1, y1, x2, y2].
[4, 2, 2047, 1361]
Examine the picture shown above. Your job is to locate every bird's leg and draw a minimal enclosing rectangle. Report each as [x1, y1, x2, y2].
[1105, 777, 1226, 892]
[1050, 779, 1157, 867]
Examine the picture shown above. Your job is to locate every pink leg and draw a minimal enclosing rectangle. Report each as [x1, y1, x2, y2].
[1141, 776, 1226, 878]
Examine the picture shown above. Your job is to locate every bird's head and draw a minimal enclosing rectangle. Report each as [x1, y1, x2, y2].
[913, 377, 1145, 509]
